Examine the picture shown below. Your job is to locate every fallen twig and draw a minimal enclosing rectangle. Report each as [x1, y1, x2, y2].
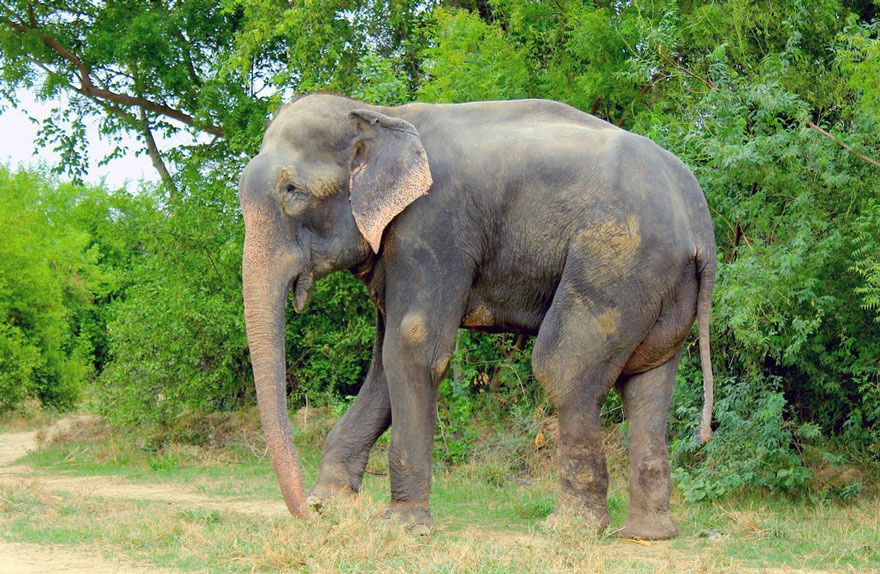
[502, 474, 530, 486]
[620, 537, 652, 546]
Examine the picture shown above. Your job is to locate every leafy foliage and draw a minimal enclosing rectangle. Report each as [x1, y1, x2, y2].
[2, 0, 879, 494]
[419, 8, 529, 103]
[0, 166, 147, 411]
[673, 378, 814, 501]
[283, 273, 375, 407]
[96, 163, 250, 425]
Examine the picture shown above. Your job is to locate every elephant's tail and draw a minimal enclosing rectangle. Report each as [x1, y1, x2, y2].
[695, 244, 716, 445]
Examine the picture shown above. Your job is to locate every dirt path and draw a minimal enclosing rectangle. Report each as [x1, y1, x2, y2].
[0, 415, 93, 468]
[0, 415, 288, 518]
[0, 541, 177, 574]
[0, 416, 184, 573]
[33, 474, 289, 517]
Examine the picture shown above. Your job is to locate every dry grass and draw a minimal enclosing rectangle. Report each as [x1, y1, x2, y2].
[8, 471, 875, 573]
[3, 411, 878, 573]
[3, 482, 611, 573]
[0, 400, 62, 432]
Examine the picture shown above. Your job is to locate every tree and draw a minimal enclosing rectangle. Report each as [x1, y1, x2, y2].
[0, 165, 148, 411]
[0, 1, 241, 187]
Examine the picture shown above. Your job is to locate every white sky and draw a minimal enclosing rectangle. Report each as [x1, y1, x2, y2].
[0, 89, 174, 190]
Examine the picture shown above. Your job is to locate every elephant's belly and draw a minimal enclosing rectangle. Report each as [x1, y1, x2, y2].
[460, 292, 546, 336]
[461, 300, 495, 328]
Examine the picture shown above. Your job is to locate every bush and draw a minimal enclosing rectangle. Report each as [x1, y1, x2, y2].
[673, 376, 815, 501]
[97, 166, 251, 425]
[0, 167, 125, 411]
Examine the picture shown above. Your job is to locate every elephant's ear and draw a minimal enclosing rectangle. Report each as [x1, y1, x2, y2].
[349, 109, 432, 253]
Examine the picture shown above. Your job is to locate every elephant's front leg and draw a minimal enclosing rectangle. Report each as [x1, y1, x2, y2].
[308, 314, 391, 507]
[381, 307, 459, 533]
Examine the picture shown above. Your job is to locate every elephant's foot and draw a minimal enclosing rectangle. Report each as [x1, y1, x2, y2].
[543, 494, 610, 532]
[619, 511, 678, 540]
[305, 481, 355, 510]
[308, 460, 362, 509]
[382, 500, 436, 535]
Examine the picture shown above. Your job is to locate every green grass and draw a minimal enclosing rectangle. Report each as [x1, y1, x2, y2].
[3, 418, 878, 573]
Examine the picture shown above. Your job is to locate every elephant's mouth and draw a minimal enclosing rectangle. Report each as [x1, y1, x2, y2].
[292, 272, 314, 313]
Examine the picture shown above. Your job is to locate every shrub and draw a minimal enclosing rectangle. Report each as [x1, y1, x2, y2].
[0, 167, 120, 411]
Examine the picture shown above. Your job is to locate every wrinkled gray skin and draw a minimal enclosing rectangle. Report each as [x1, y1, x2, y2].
[239, 93, 716, 540]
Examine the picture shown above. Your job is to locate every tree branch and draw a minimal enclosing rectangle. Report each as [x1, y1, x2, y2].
[173, 27, 203, 89]
[24, 4, 92, 89]
[658, 45, 714, 92]
[807, 122, 880, 169]
[7, 5, 224, 137]
[92, 97, 137, 125]
[76, 77, 223, 136]
[140, 108, 179, 199]
[639, 72, 666, 95]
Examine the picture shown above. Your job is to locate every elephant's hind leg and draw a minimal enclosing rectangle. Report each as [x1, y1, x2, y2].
[616, 351, 682, 540]
[543, 370, 617, 530]
[532, 286, 640, 530]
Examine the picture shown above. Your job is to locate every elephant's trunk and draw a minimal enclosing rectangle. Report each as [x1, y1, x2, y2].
[242, 264, 306, 516]
[240, 153, 308, 517]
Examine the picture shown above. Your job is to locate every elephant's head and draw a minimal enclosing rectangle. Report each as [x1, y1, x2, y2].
[237, 94, 432, 516]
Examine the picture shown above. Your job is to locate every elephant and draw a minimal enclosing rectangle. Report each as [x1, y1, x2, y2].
[238, 93, 716, 540]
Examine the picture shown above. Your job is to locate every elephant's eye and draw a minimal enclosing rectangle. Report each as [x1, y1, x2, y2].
[285, 183, 297, 194]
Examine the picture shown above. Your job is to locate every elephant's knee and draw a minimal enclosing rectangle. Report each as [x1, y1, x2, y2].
[399, 312, 428, 348]
[392, 312, 450, 385]
[531, 342, 572, 404]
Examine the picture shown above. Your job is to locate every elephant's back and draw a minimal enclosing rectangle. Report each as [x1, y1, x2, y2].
[404, 100, 702, 269]
[398, 98, 619, 134]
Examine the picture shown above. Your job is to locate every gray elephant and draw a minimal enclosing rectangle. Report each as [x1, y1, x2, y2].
[238, 93, 716, 540]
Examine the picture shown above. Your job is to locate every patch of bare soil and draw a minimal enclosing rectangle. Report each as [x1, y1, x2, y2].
[21, 474, 289, 517]
[0, 416, 289, 518]
[0, 414, 94, 469]
[0, 416, 207, 573]
[0, 541, 177, 574]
